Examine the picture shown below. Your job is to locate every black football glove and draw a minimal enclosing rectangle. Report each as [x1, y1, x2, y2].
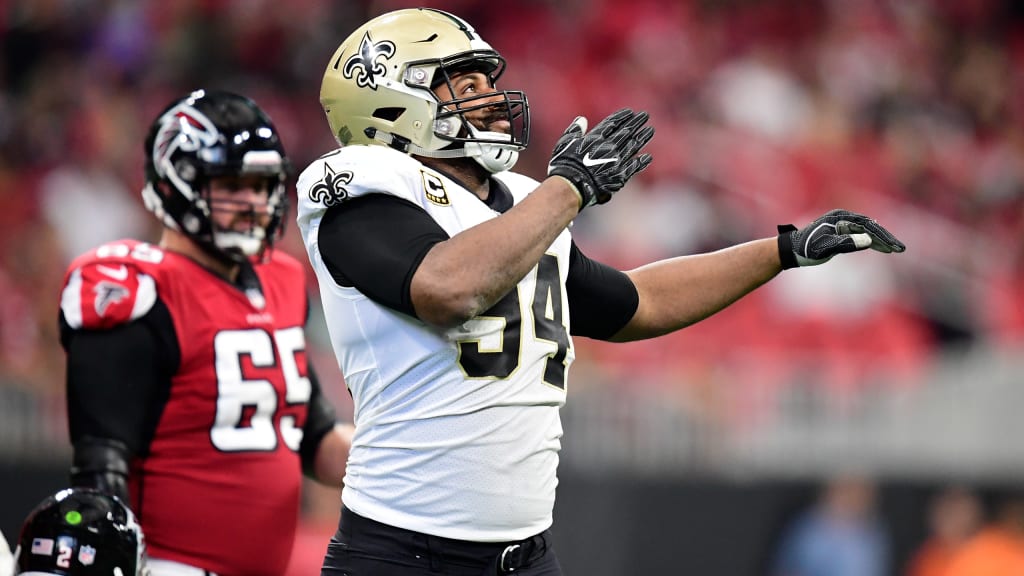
[547, 108, 654, 211]
[777, 209, 906, 269]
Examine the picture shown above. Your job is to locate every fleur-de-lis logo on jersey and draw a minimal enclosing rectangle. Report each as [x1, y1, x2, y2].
[343, 32, 396, 90]
[309, 164, 353, 207]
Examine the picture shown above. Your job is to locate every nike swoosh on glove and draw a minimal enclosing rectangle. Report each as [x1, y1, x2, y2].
[777, 209, 906, 269]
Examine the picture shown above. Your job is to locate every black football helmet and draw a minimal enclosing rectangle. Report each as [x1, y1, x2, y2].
[141, 89, 290, 263]
[14, 488, 147, 575]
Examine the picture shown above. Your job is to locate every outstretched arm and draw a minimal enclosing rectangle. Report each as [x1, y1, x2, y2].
[611, 210, 905, 342]
[614, 238, 780, 341]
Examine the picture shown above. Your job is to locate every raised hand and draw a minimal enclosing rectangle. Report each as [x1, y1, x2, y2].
[778, 209, 906, 269]
[547, 108, 654, 211]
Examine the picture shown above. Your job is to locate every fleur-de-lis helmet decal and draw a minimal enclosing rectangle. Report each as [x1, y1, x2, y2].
[342, 32, 396, 90]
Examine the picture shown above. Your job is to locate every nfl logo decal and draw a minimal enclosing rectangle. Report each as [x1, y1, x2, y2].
[79, 544, 96, 565]
[31, 537, 54, 555]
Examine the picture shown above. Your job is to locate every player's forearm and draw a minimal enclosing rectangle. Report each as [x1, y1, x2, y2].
[613, 237, 781, 341]
[70, 436, 132, 503]
[313, 423, 355, 487]
[411, 177, 580, 327]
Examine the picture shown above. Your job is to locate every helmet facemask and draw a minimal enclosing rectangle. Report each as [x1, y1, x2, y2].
[204, 172, 287, 262]
[403, 52, 530, 173]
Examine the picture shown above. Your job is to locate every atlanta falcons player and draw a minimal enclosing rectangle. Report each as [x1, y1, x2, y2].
[58, 90, 352, 576]
[298, 8, 906, 575]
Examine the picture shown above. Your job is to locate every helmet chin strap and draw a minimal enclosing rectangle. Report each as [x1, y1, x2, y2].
[369, 126, 521, 173]
[462, 125, 520, 173]
[464, 143, 519, 173]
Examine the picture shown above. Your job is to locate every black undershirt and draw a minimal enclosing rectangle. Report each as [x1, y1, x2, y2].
[317, 189, 639, 341]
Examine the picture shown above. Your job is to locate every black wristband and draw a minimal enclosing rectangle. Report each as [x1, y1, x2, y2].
[549, 164, 595, 211]
[777, 224, 799, 270]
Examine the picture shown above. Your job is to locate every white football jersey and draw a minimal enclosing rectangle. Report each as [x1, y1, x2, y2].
[296, 145, 574, 541]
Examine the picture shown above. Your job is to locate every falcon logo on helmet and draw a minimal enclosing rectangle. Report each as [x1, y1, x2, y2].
[342, 32, 396, 90]
[151, 106, 219, 190]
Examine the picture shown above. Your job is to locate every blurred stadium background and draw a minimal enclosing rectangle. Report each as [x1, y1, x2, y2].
[2, 0, 1024, 574]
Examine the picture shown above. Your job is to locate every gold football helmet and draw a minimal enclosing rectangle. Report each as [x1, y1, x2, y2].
[320, 8, 530, 173]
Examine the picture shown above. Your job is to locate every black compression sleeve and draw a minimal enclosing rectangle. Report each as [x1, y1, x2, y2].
[566, 242, 639, 340]
[318, 194, 450, 317]
[299, 365, 339, 478]
[70, 437, 131, 502]
[62, 300, 177, 456]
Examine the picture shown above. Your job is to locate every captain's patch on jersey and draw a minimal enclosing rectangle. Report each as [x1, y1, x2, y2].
[421, 170, 450, 206]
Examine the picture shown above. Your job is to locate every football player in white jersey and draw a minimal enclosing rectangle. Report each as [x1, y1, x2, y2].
[297, 8, 906, 575]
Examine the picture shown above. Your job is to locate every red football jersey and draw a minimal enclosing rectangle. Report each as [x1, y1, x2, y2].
[60, 240, 313, 576]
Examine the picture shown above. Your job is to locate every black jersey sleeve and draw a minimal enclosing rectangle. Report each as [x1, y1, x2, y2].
[317, 194, 450, 317]
[566, 242, 639, 340]
[61, 299, 178, 457]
